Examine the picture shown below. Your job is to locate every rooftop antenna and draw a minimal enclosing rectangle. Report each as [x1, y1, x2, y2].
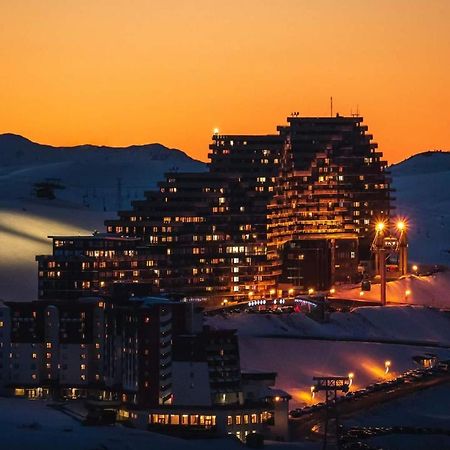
[351, 104, 360, 118]
[330, 96, 333, 117]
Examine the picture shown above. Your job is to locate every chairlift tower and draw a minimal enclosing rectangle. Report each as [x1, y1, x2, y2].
[371, 220, 409, 306]
[312, 376, 351, 450]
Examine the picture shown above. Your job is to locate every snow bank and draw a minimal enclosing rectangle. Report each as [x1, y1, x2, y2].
[240, 337, 450, 408]
[335, 272, 450, 307]
[208, 305, 450, 345]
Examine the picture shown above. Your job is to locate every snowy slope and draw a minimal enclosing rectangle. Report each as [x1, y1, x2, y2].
[0, 134, 206, 300]
[390, 151, 450, 266]
[208, 305, 450, 344]
[334, 272, 450, 307]
[209, 307, 450, 407]
[0, 133, 206, 211]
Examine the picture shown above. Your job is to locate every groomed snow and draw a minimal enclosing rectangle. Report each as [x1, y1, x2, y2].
[208, 305, 450, 344]
[334, 272, 450, 307]
[209, 307, 450, 407]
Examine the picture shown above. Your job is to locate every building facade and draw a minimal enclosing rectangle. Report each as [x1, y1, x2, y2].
[36, 115, 392, 305]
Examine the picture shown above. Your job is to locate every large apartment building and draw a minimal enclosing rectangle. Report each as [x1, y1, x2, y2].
[0, 297, 290, 441]
[36, 115, 392, 305]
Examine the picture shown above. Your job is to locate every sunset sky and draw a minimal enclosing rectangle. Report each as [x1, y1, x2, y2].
[1, 0, 449, 163]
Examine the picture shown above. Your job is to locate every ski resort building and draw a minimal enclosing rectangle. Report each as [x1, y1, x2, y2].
[36, 115, 392, 305]
[0, 297, 291, 441]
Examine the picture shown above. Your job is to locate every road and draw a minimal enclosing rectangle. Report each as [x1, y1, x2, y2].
[289, 370, 450, 440]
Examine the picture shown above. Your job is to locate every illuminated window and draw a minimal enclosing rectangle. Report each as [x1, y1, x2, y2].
[170, 415, 180, 425]
[251, 414, 257, 424]
[243, 414, 249, 424]
[227, 415, 233, 426]
[181, 415, 189, 425]
[235, 415, 241, 425]
[190, 415, 199, 425]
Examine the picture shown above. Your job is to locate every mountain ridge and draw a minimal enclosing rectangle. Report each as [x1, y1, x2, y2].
[0, 133, 201, 164]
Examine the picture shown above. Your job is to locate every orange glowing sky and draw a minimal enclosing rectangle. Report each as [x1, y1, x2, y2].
[1, 0, 449, 162]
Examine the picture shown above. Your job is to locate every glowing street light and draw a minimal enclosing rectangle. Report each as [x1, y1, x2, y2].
[308, 288, 315, 296]
[329, 288, 336, 295]
[310, 386, 316, 399]
[385, 360, 391, 374]
[405, 289, 411, 300]
[396, 221, 405, 232]
[359, 291, 364, 297]
[375, 221, 385, 233]
[348, 372, 354, 387]
[412, 264, 418, 273]
[288, 288, 294, 297]
[213, 127, 220, 135]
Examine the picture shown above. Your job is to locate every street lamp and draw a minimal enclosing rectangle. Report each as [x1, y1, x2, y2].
[405, 289, 411, 301]
[396, 219, 408, 276]
[376, 221, 385, 233]
[329, 288, 336, 295]
[373, 221, 387, 306]
[396, 221, 405, 232]
[308, 288, 315, 296]
[412, 264, 418, 273]
[385, 360, 391, 374]
[288, 288, 294, 297]
[348, 372, 354, 388]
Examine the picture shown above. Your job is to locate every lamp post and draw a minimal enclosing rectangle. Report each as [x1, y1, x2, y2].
[373, 221, 387, 306]
[385, 360, 391, 374]
[396, 221, 408, 276]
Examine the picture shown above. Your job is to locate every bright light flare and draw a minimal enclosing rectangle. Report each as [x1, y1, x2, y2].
[412, 264, 418, 272]
[308, 288, 315, 295]
[405, 289, 411, 297]
[375, 221, 385, 232]
[385, 360, 391, 374]
[213, 127, 220, 135]
[348, 372, 354, 387]
[396, 220, 406, 231]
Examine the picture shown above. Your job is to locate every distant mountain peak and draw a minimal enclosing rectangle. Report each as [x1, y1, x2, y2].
[0, 133, 203, 164]
[390, 150, 450, 176]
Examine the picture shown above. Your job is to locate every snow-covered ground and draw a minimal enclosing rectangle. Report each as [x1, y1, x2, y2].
[208, 306, 450, 407]
[334, 271, 450, 307]
[240, 337, 450, 408]
[391, 151, 450, 266]
[345, 384, 450, 450]
[208, 305, 450, 344]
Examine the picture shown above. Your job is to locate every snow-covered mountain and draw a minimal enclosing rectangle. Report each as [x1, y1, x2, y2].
[390, 150, 450, 266]
[0, 133, 206, 211]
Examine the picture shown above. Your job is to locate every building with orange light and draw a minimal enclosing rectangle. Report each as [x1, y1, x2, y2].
[36, 115, 392, 304]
